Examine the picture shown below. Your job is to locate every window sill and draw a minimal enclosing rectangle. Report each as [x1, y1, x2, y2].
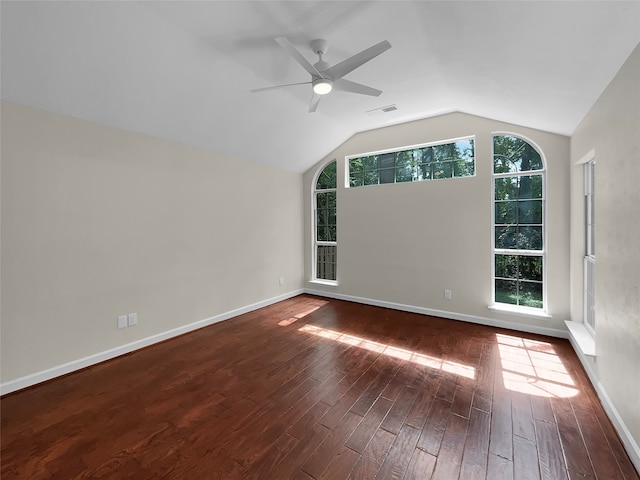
[309, 279, 339, 287]
[488, 303, 552, 319]
[565, 321, 596, 357]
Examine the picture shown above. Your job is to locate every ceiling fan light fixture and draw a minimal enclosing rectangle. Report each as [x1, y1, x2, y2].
[313, 78, 333, 95]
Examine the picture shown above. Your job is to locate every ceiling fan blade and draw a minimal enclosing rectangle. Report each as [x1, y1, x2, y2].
[309, 93, 321, 113]
[275, 37, 323, 78]
[250, 81, 311, 93]
[328, 40, 391, 79]
[333, 78, 382, 97]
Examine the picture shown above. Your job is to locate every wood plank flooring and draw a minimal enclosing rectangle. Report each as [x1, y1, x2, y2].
[1, 295, 638, 479]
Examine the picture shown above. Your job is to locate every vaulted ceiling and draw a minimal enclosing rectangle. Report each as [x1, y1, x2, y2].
[2, 1, 639, 173]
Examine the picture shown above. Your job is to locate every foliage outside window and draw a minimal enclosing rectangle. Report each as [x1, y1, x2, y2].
[314, 161, 337, 282]
[493, 135, 545, 310]
[348, 138, 475, 187]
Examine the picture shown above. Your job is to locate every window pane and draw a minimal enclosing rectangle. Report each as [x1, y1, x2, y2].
[495, 254, 517, 279]
[518, 200, 542, 224]
[518, 175, 543, 199]
[520, 282, 543, 308]
[495, 177, 518, 200]
[432, 143, 457, 162]
[349, 172, 364, 187]
[317, 192, 327, 208]
[396, 150, 413, 166]
[395, 152, 414, 182]
[318, 191, 336, 209]
[454, 159, 475, 177]
[519, 256, 542, 282]
[363, 156, 378, 171]
[316, 192, 336, 241]
[316, 208, 327, 226]
[421, 146, 433, 163]
[493, 135, 543, 173]
[433, 161, 453, 179]
[496, 279, 518, 305]
[495, 226, 517, 249]
[395, 154, 411, 169]
[317, 226, 328, 242]
[350, 158, 364, 173]
[495, 201, 517, 224]
[379, 168, 395, 184]
[379, 153, 394, 170]
[517, 226, 543, 250]
[326, 191, 336, 209]
[589, 195, 595, 254]
[457, 139, 475, 160]
[364, 169, 379, 185]
[416, 162, 432, 181]
[316, 161, 336, 190]
[396, 163, 414, 182]
[317, 245, 336, 281]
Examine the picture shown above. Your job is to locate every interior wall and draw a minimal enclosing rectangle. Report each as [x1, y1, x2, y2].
[304, 112, 570, 332]
[1, 102, 304, 383]
[570, 44, 640, 451]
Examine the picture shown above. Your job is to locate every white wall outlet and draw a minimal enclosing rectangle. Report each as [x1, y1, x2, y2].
[279, 276, 284, 286]
[127, 313, 138, 326]
[444, 289, 452, 300]
[117, 315, 128, 329]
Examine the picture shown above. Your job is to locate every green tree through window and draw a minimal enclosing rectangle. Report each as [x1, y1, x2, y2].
[348, 138, 474, 187]
[314, 161, 337, 281]
[493, 135, 545, 309]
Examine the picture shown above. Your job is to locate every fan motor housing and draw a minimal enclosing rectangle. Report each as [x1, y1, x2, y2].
[310, 39, 329, 55]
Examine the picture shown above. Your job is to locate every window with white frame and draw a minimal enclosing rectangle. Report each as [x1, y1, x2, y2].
[347, 137, 474, 187]
[493, 134, 545, 311]
[314, 161, 337, 282]
[584, 160, 595, 334]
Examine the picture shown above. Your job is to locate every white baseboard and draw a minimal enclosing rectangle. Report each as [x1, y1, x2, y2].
[304, 288, 569, 338]
[0, 289, 304, 396]
[597, 381, 640, 473]
[566, 331, 640, 474]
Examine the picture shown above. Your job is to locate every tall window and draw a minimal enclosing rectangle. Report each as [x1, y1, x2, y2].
[493, 135, 545, 310]
[314, 161, 337, 282]
[584, 160, 596, 334]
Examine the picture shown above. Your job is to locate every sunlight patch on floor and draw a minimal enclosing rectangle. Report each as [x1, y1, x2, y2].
[299, 324, 476, 379]
[497, 333, 578, 398]
[277, 301, 328, 326]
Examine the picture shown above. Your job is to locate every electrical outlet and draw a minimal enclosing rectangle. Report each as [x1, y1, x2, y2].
[127, 313, 138, 326]
[117, 315, 128, 329]
[444, 290, 452, 300]
[279, 276, 284, 286]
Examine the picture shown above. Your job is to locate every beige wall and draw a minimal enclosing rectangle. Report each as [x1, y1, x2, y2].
[570, 45, 640, 450]
[1, 102, 304, 383]
[304, 112, 570, 332]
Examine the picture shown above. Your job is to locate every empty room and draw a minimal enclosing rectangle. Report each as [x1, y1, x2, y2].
[1, 1, 639, 479]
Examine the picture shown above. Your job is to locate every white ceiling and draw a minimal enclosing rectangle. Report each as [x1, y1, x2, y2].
[2, 1, 639, 173]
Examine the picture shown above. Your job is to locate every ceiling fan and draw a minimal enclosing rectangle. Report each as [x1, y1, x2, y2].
[251, 37, 391, 113]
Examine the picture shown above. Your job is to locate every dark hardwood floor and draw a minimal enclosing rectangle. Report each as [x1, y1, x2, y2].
[1, 295, 638, 479]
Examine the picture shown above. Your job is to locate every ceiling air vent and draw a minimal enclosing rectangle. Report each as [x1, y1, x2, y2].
[366, 104, 398, 116]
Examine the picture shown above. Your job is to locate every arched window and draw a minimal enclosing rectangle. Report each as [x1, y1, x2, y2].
[493, 135, 545, 311]
[313, 161, 337, 282]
